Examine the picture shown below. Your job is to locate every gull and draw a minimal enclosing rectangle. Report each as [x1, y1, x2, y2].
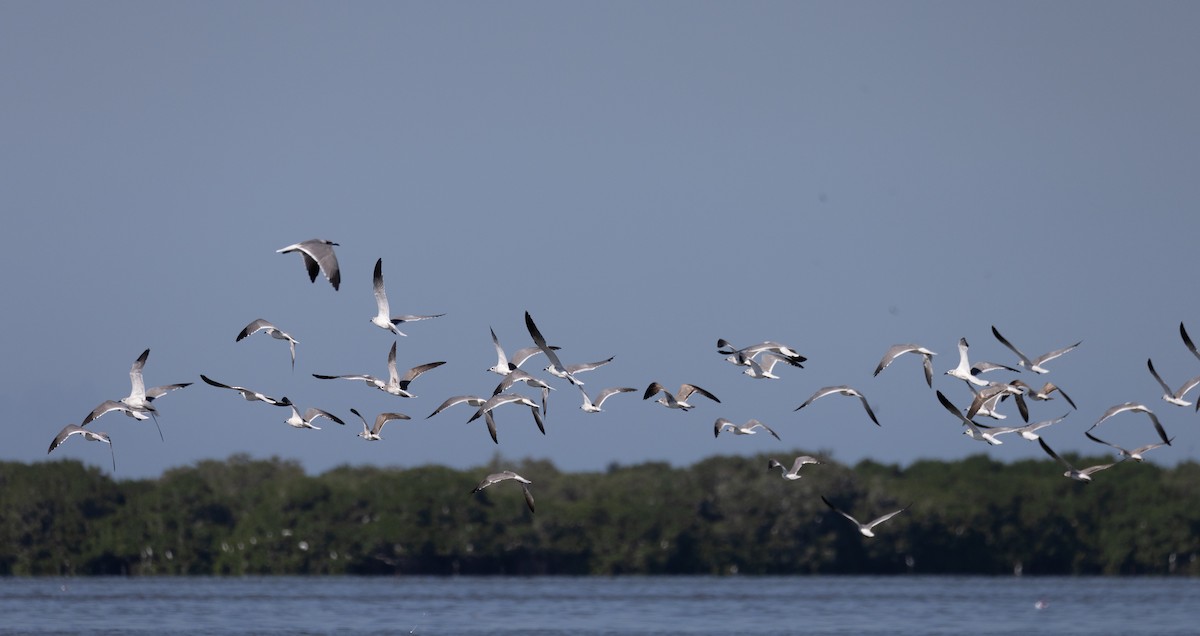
[114, 348, 191, 440]
[312, 342, 445, 398]
[524, 311, 580, 385]
[874, 343, 937, 388]
[283, 404, 345, 430]
[742, 353, 800, 380]
[426, 395, 487, 419]
[1146, 358, 1200, 407]
[487, 327, 557, 375]
[714, 418, 780, 440]
[277, 238, 340, 290]
[493, 369, 555, 395]
[717, 339, 806, 368]
[350, 407, 410, 441]
[470, 470, 535, 513]
[945, 338, 1020, 387]
[936, 390, 1020, 445]
[577, 386, 637, 413]
[767, 456, 821, 480]
[370, 258, 444, 336]
[1088, 402, 1172, 446]
[821, 496, 906, 538]
[794, 386, 880, 426]
[236, 319, 299, 370]
[466, 393, 545, 441]
[1011, 413, 1070, 441]
[200, 374, 292, 406]
[1037, 438, 1121, 482]
[643, 382, 720, 411]
[965, 383, 1028, 422]
[546, 356, 614, 385]
[1084, 431, 1171, 463]
[1181, 322, 1200, 362]
[82, 400, 155, 426]
[47, 424, 115, 471]
[1007, 380, 1077, 410]
[991, 326, 1081, 374]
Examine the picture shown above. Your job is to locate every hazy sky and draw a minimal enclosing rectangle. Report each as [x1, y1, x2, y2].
[4, 2, 1198, 479]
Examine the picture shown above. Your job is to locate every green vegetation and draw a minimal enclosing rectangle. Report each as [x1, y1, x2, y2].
[1, 452, 1197, 576]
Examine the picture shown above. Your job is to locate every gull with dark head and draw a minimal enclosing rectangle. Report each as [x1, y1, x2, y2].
[312, 342, 445, 398]
[643, 382, 720, 411]
[717, 339, 806, 368]
[471, 470, 535, 513]
[577, 386, 636, 413]
[991, 326, 1081, 374]
[767, 456, 821, 480]
[350, 407, 410, 441]
[1038, 438, 1121, 482]
[237, 319, 299, 369]
[370, 258, 443, 336]
[714, 418, 780, 440]
[48, 424, 115, 471]
[794, 386, 880, 426]
[1084, 431, 1171, 463]
[200, 374, 292, 406]
[277, 239, 340, 290]
[1146, 358, 1200, 408]
[821, 496, 906, 538]
[874, 343, 937, 388]
[283, 404, 345, 430]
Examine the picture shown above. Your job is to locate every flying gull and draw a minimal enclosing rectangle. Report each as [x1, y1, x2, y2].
[426, 395, 487, 419]
[1146, 358, 1200, 407]
[643, 382, 721, 411]
[277, 239, 340, 290]
[767, 456, 821, 480]
[471, 470, 535, 513]
[350, 407, 410, 441]
[794, 386, 880, 426]
[47, 424, 115, 471]
[821, 496, 906, 538]
[1084, 431, 1171, 463]
[741, 353, 799, 380]
[370, 258, 443, 336]
[312, 341, 445, 398]
[487, 326, 557, 375]
[874, 343, 937, 388]
[991, 326, 1081, 374]
[200, 374, 292, 406]
[1010, 413, 1070, 441]
[546, 356, 614, 385]
[945, 338, 1020, 387]
[1037, 438, 1121, 482]
[717, 339, 806, 368]
[1088, 402, 1172, 446]
[714, 418, 780, 440]
[577, 386, 637, 413]
[936, 390, 1020, 445]
[1007, 380, 1077, 410]
[237, 319, 299, 370]
[283, 404, 345, 430]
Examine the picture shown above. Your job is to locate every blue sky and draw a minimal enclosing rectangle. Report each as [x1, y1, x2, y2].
[3, 2, 1198, 479]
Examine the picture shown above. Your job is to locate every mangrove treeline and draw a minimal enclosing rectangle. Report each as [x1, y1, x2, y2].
[2, 452, 1198, 576]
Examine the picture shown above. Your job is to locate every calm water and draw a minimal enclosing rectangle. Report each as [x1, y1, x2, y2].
[2, 575, 1196, 635]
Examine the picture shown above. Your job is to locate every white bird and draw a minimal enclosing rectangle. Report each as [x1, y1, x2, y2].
[546, 356, 614, 385]
[487, 326, 557, 375]
[82, 399, 155, 427]
[283, 404, 345, 430]
[794, 386, 880, 426]
[936, 390, 1019, 445]
[277, 238, 340, 290]
[1181, 322, 1200, 362]
[524, 311, 580, 386]
[1088, 402, 1172, 447]
[426, 395, 487, 419]
[717, 339, 806, 368]
[991, 326, 1081, 374]
[767, 456, 821, 480]
[965, 383, 1027, 422]
[1146, 358, 1200, 407]
[945, 338, 1019, 387]
[370, 258, 443, 336]
[493, 368, 555, 395]
[1007, 380, 1078, 410]
[47, 424, 115, 471]
[312, 342, 445, 398]
[200, 374, 292, 406]
[1011, 413, 1070, 441]
[1084, 431, 1171, 463]
[236, 319, 299, 369]
[1038, 438, 1121, 482]
[643, 382, 721, 411]
[874, 343, 937, 388]
[714, 418, 780, 440]
[116, 348, 191, 439]
[742, 353, 798, 380]
[470, 470, 535, 513]
[821, 496, 906, 538]
[577, 386, 636, 413]
[350, 407, 410, 441]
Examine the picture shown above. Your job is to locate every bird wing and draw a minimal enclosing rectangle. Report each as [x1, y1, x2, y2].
[372, 258, 390, 316]
[991, 326, 1033, 367]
